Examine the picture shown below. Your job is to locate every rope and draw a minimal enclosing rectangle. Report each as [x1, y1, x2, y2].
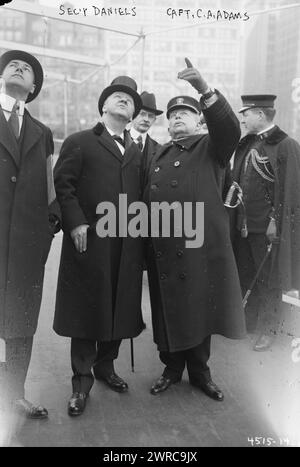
[250, 149, 275, 183]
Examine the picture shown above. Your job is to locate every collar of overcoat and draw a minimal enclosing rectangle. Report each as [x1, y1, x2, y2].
[236, 125, 288, 185]
[238, 125, 287, 149]
[21, 110, 43, 161]
[0, 106, 43, 168]
[93, 121, 135, 167]
[155, 133, 205, 161]
[263, 125, 287, 145]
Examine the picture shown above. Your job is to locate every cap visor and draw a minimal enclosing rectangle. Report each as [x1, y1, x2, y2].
[167, 104, 199, 118]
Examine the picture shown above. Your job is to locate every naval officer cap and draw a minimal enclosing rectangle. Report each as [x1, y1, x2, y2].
[239, 94, 277, 113]
[167, 95, 201, 119]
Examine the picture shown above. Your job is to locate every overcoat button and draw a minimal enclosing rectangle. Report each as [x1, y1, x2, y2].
[154, 167, 160, 173]
[11, 176, 17, 183]
[156, 251, 162, 258]
[177, 250, 183, 257]
[171, 180, 178, 187]
[179, 272, 186, 279]
[174, 161, 180, 167]
[151, 184, 158, 190]
[160, 273, 167, 280]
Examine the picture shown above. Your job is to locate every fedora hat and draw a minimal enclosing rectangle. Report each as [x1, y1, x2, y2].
[98, 76, 142, 119]
[0, 49, 43, 103]
[140, 91, 163, 116]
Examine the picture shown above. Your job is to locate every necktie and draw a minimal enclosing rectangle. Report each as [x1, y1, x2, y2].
[136, 135, 143, 151]
[112, 134, 125, 148]
[8, 101, 20, 140]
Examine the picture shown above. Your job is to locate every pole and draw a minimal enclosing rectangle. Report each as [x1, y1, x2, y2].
[130, 338, 135, 373]
[63, 79, 68, 139]
[139, 31, 146, 91]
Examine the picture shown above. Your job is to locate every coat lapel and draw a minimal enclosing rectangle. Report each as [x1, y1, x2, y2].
[144, 134, 155, 157]
[155, 141, 173, 162]
[93, 122, 123, 163]
[93, 122, 137, 167]
[0, 106, 21, 167]
[122, 129, 135, 167]
[21, 111, 43, 160]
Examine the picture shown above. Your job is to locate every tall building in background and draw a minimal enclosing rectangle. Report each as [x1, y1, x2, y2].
[104, 0, 247, 141]
[5, 0, 292, 143]
[243, 0, 300, 139]
[0, 0, 106, 142]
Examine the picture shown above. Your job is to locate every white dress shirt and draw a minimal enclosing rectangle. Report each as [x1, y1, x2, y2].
[257, 124, 275, 136]
[105, 125, 125, 156]
[130, 127, 147, 150]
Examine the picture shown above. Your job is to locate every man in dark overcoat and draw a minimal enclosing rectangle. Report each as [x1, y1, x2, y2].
[0, 50, 59, 419]
[130, 91, 163, 169]
[232, 95, 300, 351]
[54, 76, 145, 416]
[144, 59, 246, 401]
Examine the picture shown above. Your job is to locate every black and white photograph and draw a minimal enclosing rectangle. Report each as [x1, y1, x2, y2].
[0, 0, 300, 450]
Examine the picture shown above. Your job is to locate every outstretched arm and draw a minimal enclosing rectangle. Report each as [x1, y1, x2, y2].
[178, 57, 241, 167]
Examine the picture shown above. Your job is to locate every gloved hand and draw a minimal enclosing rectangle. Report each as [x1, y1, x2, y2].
[266, 218, 279, 243]
[177, 57, 210, 94]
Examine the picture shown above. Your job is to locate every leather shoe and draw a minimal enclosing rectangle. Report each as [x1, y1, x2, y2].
[150, 375, 180, 395]
[95, 371, 128, 393]
[253, 334, 274, 352]
[13, 398, 48, 419]
[68, 392, 87, 417]
[190, 379, 224, 401]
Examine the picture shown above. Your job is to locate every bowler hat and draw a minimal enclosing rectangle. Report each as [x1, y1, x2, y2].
[166, 95, 200, 119]
[140, 91, 163, 116]
[98, 76, 142, 119]
[239, 94, 277, 113]
[0, 49, 43, 103]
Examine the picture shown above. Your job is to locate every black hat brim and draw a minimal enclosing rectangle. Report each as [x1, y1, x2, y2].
[0, 50, 43, 103]
[142, 105, 163, 116]
[238, 105, 256, 113]
[98, 84, 142, 119]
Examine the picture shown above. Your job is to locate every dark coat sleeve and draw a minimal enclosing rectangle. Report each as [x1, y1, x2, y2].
[46, 127, 61, 233]
[201, 91, 241, 168]
[54, 135, 88, 233]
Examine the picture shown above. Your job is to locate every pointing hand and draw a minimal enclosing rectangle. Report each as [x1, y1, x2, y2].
[177, 57, 210, 94]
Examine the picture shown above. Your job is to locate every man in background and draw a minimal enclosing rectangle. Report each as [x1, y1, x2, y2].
[130, 91, 163, 168]
[232, 94, 300, 351]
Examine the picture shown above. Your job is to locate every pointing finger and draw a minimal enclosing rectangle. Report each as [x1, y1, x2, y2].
[185, 57, 194, 68]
